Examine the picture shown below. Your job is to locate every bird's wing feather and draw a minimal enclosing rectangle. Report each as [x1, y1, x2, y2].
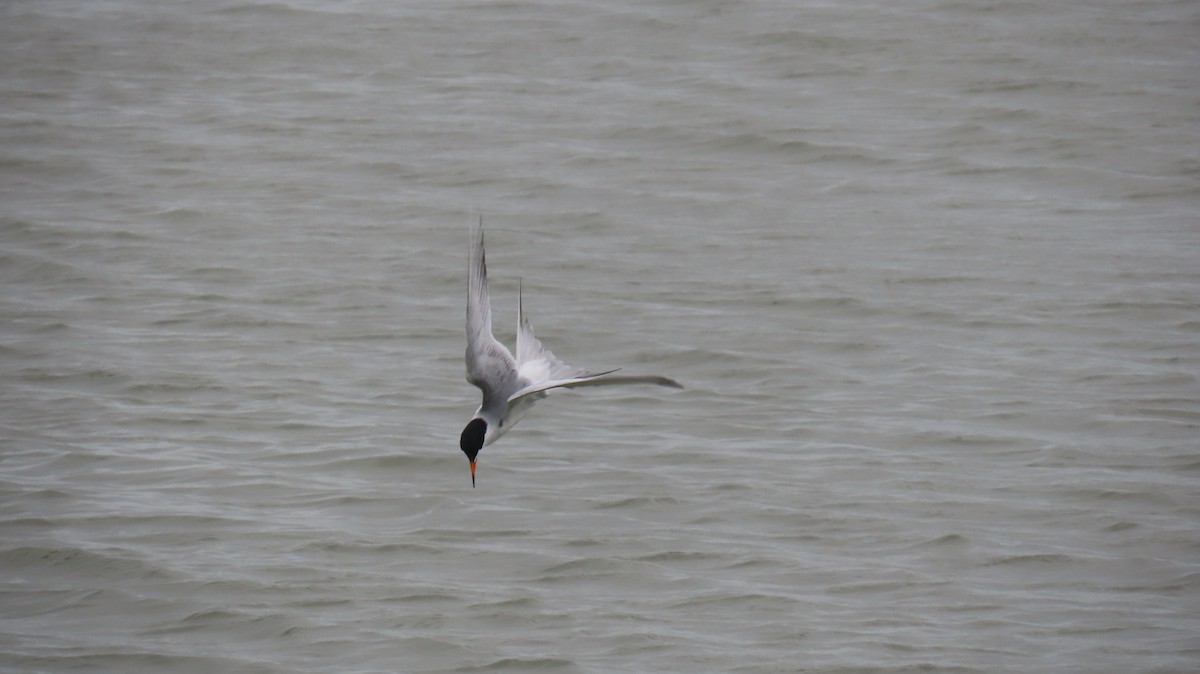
[508, 370, 682, 404]
[466, 220, 517, 391]
[515, 279, 588, 384]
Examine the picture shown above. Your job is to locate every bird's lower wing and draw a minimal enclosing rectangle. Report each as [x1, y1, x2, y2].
[508, 370, 682, 403]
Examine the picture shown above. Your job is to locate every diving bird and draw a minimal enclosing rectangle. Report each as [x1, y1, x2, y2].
[460, 220, 682, 486]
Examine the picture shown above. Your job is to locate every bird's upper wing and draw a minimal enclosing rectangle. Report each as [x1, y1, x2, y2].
[512, 278, 681, 402]
[515, 280, 589, 384]
[466, 221, 517, 393]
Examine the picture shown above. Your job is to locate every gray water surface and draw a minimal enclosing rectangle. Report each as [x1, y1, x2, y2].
[2, 1, 1197, 672]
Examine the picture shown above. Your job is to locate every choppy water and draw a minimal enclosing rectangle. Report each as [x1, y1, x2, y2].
[2, 1, 1198, 672]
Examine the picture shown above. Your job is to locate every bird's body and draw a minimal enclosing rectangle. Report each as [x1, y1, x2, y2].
[460, 221, 681, 485]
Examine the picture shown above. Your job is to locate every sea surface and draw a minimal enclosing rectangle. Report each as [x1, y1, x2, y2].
[2, 1, 1197, 672]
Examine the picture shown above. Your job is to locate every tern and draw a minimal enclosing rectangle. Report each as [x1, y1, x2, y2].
[460, 221, 682, 486]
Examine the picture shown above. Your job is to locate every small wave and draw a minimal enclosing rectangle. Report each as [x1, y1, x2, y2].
[151, 207, 208, 223]
[207, 2, 334, 20]
[826, 579, 936, 595]
[456, 656, 579, 672]
[984, 553, 1075, 567]
[1, 544, 169, 581]
[10, 651, 279, 673]
[143, 607, 301, 640]
[884, 274, 984, 286]
[286, 539, 441, 557]
[635, 550, 726, 564]
[378, 592, 458, 605]
[538, 557, 619, 578]
[668, 591, 799, 612]
[15, 366, 128, 387]
[1063, 487, 1184, 510]
[0, 250, 86, 284]
[593, 495, 679, 510]
[906, 533, 971, 550]
[413, 527, 533, 543]
[467, 596, 540, 611]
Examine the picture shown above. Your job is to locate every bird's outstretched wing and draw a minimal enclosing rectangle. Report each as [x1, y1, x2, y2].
[509, 369, 682, 405]
[512, 276, 681, 403]
[466, 220, 517, 393]
[516, 279, 590, 384]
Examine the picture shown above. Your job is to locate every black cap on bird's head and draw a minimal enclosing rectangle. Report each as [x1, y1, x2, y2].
[460, 418, 487, 487]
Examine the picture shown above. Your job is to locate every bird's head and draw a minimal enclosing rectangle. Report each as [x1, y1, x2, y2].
[459, 417, 487, 487]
